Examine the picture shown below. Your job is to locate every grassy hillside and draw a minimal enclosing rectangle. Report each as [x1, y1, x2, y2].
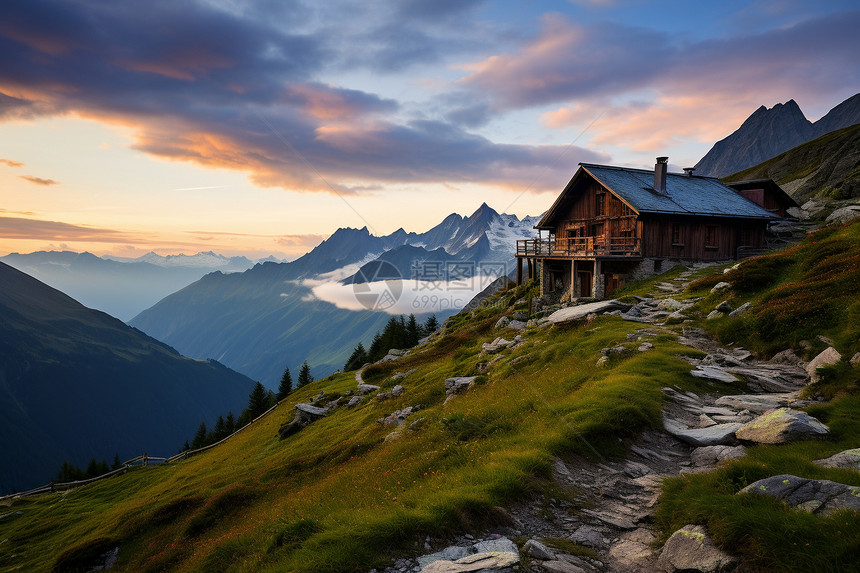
[724, 123, 860, 202]
[2, 223, 859, 572]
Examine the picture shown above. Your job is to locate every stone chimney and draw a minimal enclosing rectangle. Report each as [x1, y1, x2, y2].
[654, 157, 668, 192]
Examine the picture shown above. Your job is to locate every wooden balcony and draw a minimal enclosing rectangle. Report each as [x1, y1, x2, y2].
[517, 236, 641, 258]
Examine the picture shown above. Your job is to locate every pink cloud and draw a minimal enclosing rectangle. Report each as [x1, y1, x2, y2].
[0, 158, 24, 168]
[19, 175, 59, 186]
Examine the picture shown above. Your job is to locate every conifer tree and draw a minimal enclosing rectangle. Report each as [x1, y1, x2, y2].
[112, 453, 122, 470]
[214, 415, 227, 441]
[344, 343, 368, 371]
[298, 361, 313, 387]
[424, 314, 439, 334]
[191, 421, 208, 449]
[406, 313, 420, 347]
[225, 412, 236, 435]
[246, 381, 269, 419]
[277, 366, 293, 400]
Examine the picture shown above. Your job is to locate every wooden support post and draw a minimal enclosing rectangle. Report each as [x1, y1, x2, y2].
[516, 257, 523, 285]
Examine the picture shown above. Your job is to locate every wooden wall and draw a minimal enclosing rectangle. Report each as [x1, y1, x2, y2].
[555, 180, 637, 241]
[641, 216, 766, 260]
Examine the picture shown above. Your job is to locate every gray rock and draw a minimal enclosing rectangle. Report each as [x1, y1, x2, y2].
[508, 320, 528, 330]
[295, 403, 328, 418]
[494, 316, 511, 330]
[735, 408, 829, 444]
[420, 551, 519, 572]
[690, 445, 746, 467]
[391, 384, 404, 397]
[806, 347, 842, 382]
[417, 546, 472, 567]
[715, 301, 733, 313]
[706, 310, 724, 320]
[570, 525, 607, 549]
[851, 352, 860, 366]
[769, 349, 802, 365]
[638, 342, 654, 352]
[512, 311, 529, 321]
[473, 538, 518, 555]
[710, 282, 731, 294]
[347, 396, 361, 407]
[664, 419, 742, 446]
[714, 393, 795, 413]
[445, 377, 476, 395]
[656, 524, 737, 572]
[825, 205, 860, 225]
[690, 366, 739, 383]
[546, 300, 629, 323]
[728, 302, 752, 317]
[741, 474, 860, 514]
[658, 298, 684, 311]
[523, 539, 556, 561]
[357, 384, 381, 395]
[596, 356, 609, 368]
[540, 561, 587, 573]
[482, 337, 517, 354]
[812, 448, 860, 471]
[377, 406, 419, 426]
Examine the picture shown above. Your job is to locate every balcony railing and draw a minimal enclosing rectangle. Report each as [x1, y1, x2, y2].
[517, 236, 641, 257]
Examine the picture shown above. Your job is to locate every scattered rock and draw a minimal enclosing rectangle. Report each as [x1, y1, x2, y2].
[812, 448, 860, 471]
[444, 377, 476, 403]
[390, 369, 417, 382]
[357, 384, 381, 395]
[663, 419, 742, 447]
[706, 310, 724, 320]
[728, 302, 752, 318]
[805, 347, 842, 382]
[377, 405, 420, 426]
[546, 300, 629, 324]
[347, 396, 361, 407]
[473, 538, 518, 554]
[391, 384, 404, 397]
[523, 539, 556, 561]
[512, 311, 529, 321]
[658, 298, 684, 311]
[540, 561, 588, 573]
[740, 474, 860, 515]
[769, 349, 802, 366]
[570, 525, 608, 550]
[638, 342, 654, 352]
[715, 301, 733, 313]
[656, 524, 737, 573]
[825, 205, 860, 225]
[710, 282, 731, 294]
[596, 356, 609, 368]
[482, 336, 521, 354]
[851, 352, 860, 367]
[714, 393, 795, 413]
[278, 403, 328, 439]
[690, 366, 739, 383]
[735, 408, 829, 444]
[508, 320, 528, 330]
[417, 546, 473, 567]
[690, 445, 746, 467]
[494, 316, 511, 330]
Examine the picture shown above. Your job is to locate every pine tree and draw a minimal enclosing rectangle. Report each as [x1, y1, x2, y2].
[112, 453, 122, 470]
[344, 343, 368, 371]
[406, 314, 420, 347]
[424, 314, 439, 334]
[298, 361, 313, 387]
[214, 415, 227, 441]
[246, 381, 269, 420]
[191, 421, 208, 449]
[277, 366, 293, 400]
[368, 332, 383, 362]
[225, 412, 236, 435]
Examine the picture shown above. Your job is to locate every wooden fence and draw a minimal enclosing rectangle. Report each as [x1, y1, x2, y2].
[0, 402, 281, 502]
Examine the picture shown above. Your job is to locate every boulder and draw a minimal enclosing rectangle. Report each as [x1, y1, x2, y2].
[445, 377, 476, 396]
[494, 316, 511, 330]
[420, 551, 519, 573]
[735, 408, 829, 444]
[391, 384, 404, 397]
[728, 302, 752, 318]
[851, 352, 860, 367]
[546, 300, 629, 323]
[523, 539, 555, 561]
[658, 298, 684, 311]
[656, 524, 738, 573]
[507, 319, 527, 330]
[638, 342, 654, 352]
[690, 445, 746, 467]
[278, 403, 328, 439]
[357, 384, 380, 395]
[377, 406, 419, 426]
[472, 538, 518, 554]
[813, 448, 860, 471]
[596, 356, 609, 368]
[769, 349, 802, 366]
[663, 419, 742, 447]
[569, 525, 607, 549]
[706, 310, 724, 320]
[740, 474, 860, 514]
[825, 205, 860, 225]
[715, 301, 733, 313]
[347, 396, 361, 407]
[806, 347, 842, 382]
[714, 393, 795, 413]
[418, 546, 472, 567]
[512, 311, 529, 321]
[691, 365, 740, 383]
[540, 561, 588, 573]
[710, 282, 731, 294]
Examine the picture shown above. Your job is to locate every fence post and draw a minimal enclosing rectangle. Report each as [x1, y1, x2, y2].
[143, 452, 148, 467]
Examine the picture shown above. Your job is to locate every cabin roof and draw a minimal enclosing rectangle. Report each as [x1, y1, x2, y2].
[724, 178, 800, 209]
[536, 163, 779, 229]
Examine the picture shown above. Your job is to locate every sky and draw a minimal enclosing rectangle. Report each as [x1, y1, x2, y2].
[1, 0, 858, 260]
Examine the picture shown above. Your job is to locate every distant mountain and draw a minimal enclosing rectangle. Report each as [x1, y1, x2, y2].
[0, 262, 255, 494]
[130, 204, 539, 386]
[0, 250, 267, 321]
[695, 93, 860, 177]
[724, 123, 860, 202]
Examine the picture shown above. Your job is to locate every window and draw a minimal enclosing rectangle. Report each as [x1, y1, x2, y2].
[705, 225, 718, 249]
[595, 193, 605, 216]
[671, 223, 684, 246]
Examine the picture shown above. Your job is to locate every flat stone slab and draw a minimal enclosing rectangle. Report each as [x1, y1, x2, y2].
[420, 551, 519, 572]
[417, 546, 473, 567]
[356, 384, 380, 395]
[741, 474, 860, 515]
[664, 419, 741, 446]
[546, 300, 627, 323]
[813, 448, 860, 471]
[295, 403, 327, 417]
[656, 524, 738, 573]
[735, 408, 829, 444]
[691, 445, 746, 467]
[714, 393, 795, 413]
[690, 366, 739, 383]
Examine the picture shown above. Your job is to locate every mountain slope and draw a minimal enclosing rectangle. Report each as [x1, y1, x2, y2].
[0, 262, 255, 494]
[0, 251, 258, 321]
[723, 123, 860, 202]
[695, 93, 860, 177]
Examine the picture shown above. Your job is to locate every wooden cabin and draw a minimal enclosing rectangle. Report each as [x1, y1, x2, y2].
[516, 158, 782, 299]
[725, 179, 799, 217]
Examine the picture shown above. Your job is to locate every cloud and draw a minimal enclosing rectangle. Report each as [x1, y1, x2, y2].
[19, 175, 59, 186]
[0, 216, 143, 243]
[0, 158, 23, 167]
[0, 208, 35, 215]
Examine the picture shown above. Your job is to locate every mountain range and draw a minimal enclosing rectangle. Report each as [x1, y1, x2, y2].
[0, 262, 255, 494]
[0, 251, 277, 321]
[695, 93, 860, 177]
[130, 204, 540, 386]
